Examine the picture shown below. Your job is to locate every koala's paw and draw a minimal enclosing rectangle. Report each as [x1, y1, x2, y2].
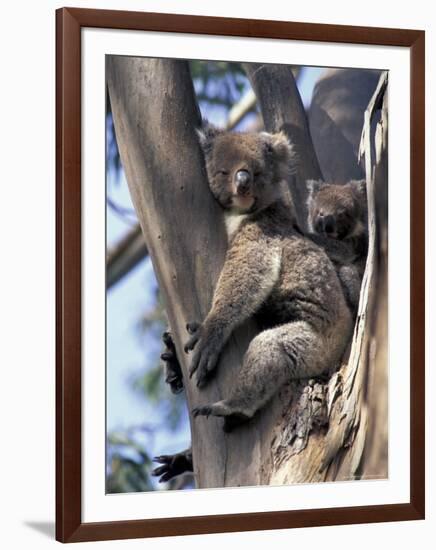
[151, 450, 193, 483]
[161, 331, 183, 394]
[184, 322, 221, 388]
[188, 338, 221, 388]
[192, 404, 213, 418]
[192, 400, 251, 432]
[183, 321, 202, 353]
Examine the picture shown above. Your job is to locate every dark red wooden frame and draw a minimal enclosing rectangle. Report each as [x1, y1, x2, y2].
[56, 7, 425, 543]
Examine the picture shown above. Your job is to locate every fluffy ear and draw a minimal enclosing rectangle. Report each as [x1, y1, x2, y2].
[261, 131, 296, 182]
[196, 121, 223, 154]
[262, 131, 294, 165]
[349, 179, 367, 199]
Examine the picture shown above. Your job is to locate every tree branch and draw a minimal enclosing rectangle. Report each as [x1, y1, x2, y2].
[106, 225, 147, 288]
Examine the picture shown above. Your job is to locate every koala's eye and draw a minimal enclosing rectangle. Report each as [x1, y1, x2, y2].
[254, 171, 262, 178]
[216, 170, 229, 176]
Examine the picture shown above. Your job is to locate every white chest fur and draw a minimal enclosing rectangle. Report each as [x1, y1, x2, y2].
[224, 212, 249, 239]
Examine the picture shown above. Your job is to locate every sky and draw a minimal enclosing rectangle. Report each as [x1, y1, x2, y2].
[106, 64, 325, 484]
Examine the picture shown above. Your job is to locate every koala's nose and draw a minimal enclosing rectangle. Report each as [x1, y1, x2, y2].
[314, 217, 323, 234]
[235, 170, 251, 195]
[323, 215, 336, 235]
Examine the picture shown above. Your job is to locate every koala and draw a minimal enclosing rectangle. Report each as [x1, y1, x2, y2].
[307, 179, 368, 256]
[184, 124, 353, 432]
[306, 179, 368, 312]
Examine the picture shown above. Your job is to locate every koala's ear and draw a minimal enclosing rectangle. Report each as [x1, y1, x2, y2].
[196, 121, 223, 155]
[306, 179, 325, 196]
[349, 179, 367, 199]
[262, 131, 294, 165]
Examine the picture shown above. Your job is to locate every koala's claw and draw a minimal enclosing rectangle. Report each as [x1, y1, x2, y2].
[192, 402, 251, 432]
[192, 405, 212, 418]
[161, 331, 184, 394]
[196, 363, 216, 388]
[186, 322, 201, 334]
[188, 346, 219, 387]
[151, 450, 193, 483]
[151, 463, 174, 483]
[184, 334, 200, 354]
[162, 331, 173, 346]
[185, 321, 223, 384]
[184, 321, 202, 353]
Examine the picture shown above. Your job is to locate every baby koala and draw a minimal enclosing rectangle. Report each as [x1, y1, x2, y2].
[306, 179, 368, 313]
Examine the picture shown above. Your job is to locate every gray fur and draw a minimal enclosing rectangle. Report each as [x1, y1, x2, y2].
[188, 127, 353, 430]
[306, 179, 368, 312]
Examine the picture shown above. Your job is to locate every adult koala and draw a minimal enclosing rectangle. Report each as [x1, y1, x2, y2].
[184, 124, 353, 432]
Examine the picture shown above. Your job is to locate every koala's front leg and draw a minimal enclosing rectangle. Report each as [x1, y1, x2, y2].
[186, 238, 281, 388]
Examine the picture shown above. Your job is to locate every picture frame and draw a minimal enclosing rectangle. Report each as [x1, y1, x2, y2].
[56, 7, 425, 543]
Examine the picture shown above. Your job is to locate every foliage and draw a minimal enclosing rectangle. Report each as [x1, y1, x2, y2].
[190, 60, 248, 108]
[107, 431, 154, 493]
[106, 282, 190, 492]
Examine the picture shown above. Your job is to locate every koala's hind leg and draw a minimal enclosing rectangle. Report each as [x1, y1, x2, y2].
[192, 321, 330, 431]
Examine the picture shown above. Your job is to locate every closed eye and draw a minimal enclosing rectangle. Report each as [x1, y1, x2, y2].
[216, 170, 229, 176]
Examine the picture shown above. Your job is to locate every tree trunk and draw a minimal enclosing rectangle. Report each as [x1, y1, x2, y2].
[107, 57, 388, 489]
[108, 57, 261, 488]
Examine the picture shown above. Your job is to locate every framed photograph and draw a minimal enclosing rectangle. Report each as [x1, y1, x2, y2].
[56, 7, 425, 543]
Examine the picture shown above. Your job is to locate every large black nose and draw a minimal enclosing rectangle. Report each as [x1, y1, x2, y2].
[235, 170, 251, 195]
[323, 214, 336, 235]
